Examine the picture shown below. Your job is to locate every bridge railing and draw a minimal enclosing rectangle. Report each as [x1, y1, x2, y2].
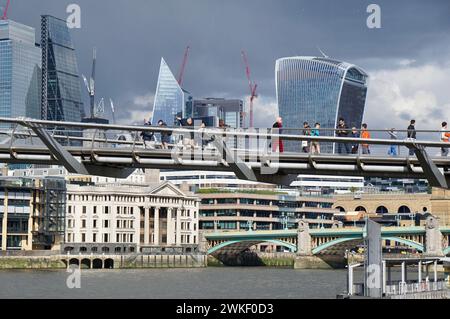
[0, 117, 449, 157]
[385, 280, 447, 296]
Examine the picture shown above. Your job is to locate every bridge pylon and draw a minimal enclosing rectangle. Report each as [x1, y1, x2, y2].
[297, 221, 312, 256]
[424, 216, 444, 256]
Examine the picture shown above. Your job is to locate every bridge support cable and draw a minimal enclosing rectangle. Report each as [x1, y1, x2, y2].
[209, 134, 257, 181]
[21, 121, 90, 175]
[412, 144, 448, 188]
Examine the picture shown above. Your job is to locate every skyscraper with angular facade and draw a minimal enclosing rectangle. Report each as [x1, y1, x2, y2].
[276, 57, 369, 152]
[151, 57, 192, 126]
[0, 20, 41, 121]
[41, 15, 84, 122]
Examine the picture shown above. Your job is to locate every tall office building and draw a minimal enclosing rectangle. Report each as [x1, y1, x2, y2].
[151, 57, 192, 126]
[193, 98, 244, 129]
[41, 15, 84, 122]
[276, 56, 369, 152]
[0, 20, 41, 121]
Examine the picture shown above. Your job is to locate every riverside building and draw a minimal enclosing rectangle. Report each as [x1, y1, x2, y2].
[0, 176, 66, 251]
[63, 181, 200, 253]
[197, 189, 338, 232]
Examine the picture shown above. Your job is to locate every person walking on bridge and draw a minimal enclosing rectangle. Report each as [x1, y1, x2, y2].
[336, 117, 351, 154]
[302, 121, 311, 153]
[388, 128, 398, 156]
[141, 118, 155, 149]
[407, 119, 416, 156]
[361, 123, 371, 154]
[440, 121, 450, 156]
[272, 117, 284, 153]
[311, 122, 321, 154]
[157, 120, 172, 149]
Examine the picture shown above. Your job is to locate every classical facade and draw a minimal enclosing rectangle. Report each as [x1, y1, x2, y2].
[64, 181, 199, 253]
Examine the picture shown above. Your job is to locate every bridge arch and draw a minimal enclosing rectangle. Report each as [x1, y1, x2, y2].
[312, 236, 424, 255]
[355, 206, 367, 212]
[335, 206, 346, 212]
[312, 237, 362, 254]
[208, 239, 297, 255]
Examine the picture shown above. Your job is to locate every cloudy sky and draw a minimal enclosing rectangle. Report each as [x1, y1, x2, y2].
[7, 0, 450, 129]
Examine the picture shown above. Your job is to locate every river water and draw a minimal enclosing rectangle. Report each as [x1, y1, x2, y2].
[0, 268, 351, 299]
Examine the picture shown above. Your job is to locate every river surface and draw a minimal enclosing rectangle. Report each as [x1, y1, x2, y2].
[0, 268, 352, 299]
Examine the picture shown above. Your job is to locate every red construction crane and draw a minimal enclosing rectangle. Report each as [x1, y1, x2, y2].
[177, 45, 190, 86]
[1, 0, 10, 20]
[241, 50, 257, 128]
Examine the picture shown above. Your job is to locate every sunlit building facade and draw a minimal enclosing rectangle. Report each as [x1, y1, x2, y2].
[41, 15, 84, 122]
[0, 20, 41, 122]
[276, 57, 369, 152]
[152, 58, 192, 126]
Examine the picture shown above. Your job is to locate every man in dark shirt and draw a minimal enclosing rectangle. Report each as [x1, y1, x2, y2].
[336, 117, 351, 154]
[407, 119, 416, 156]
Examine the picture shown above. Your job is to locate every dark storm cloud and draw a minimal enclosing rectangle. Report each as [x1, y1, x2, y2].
[8, 0, 450, 125]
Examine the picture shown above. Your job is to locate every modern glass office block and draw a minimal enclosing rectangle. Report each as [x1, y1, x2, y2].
[152, 58, 192, 126]
[41, 15, 84, 122]
[276, 57, 368, 152]
[0, 20, 41, 123]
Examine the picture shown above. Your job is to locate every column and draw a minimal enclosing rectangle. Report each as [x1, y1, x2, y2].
[166, 208, 174, 245]
[401, 262, 406, 285]
[418, 261, 422, 283]
[1, 190, 8, 251]
[144, 207, 149, 245]
[154, 207, 160, 245]
[434, 260, 438, 282]
[382, 260, 386, 294]
[176, 209, 182, 245]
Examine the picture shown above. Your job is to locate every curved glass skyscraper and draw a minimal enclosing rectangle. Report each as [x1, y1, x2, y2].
[276, 57, 368, 152]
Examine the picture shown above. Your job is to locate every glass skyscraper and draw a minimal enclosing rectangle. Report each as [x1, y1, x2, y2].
[276, 57, 368, 152]
[41, 15, 84, 122]
[151, 58, 192, 126]
[0, 20, 41, 122]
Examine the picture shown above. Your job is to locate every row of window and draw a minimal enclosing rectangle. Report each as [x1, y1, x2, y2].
[66, 232, 134, 244]
[201, 198, 333, 208]
[67, 194, 197, 207]
[67, 218, 134, 229]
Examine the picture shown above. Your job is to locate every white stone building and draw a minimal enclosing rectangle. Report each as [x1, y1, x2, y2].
[64, 181, 199, 253]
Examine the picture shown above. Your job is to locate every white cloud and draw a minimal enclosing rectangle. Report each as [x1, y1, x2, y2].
[364, 63, 450, 130]
[117, 93, 154, 125]
[249, 95, 279, 128]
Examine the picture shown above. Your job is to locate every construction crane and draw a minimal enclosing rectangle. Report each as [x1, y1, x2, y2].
[241, 50, 257, 128]
[1, 0, 10, 20]
[177, 45, 190, 86]
[82, 48, 99, 118]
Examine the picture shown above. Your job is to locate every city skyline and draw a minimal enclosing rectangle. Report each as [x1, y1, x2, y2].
[5, 0, 450, 130]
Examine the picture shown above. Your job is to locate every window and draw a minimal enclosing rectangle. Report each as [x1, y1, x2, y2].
[93, 206, 97, 214]
[81, 219, 86, 228]
[93, 233, 97, 243]
[82, 206, 86, 214]
[93, 220, 97, 228]
[104, 220, 109, 228]
[103, 234, 109, 243]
